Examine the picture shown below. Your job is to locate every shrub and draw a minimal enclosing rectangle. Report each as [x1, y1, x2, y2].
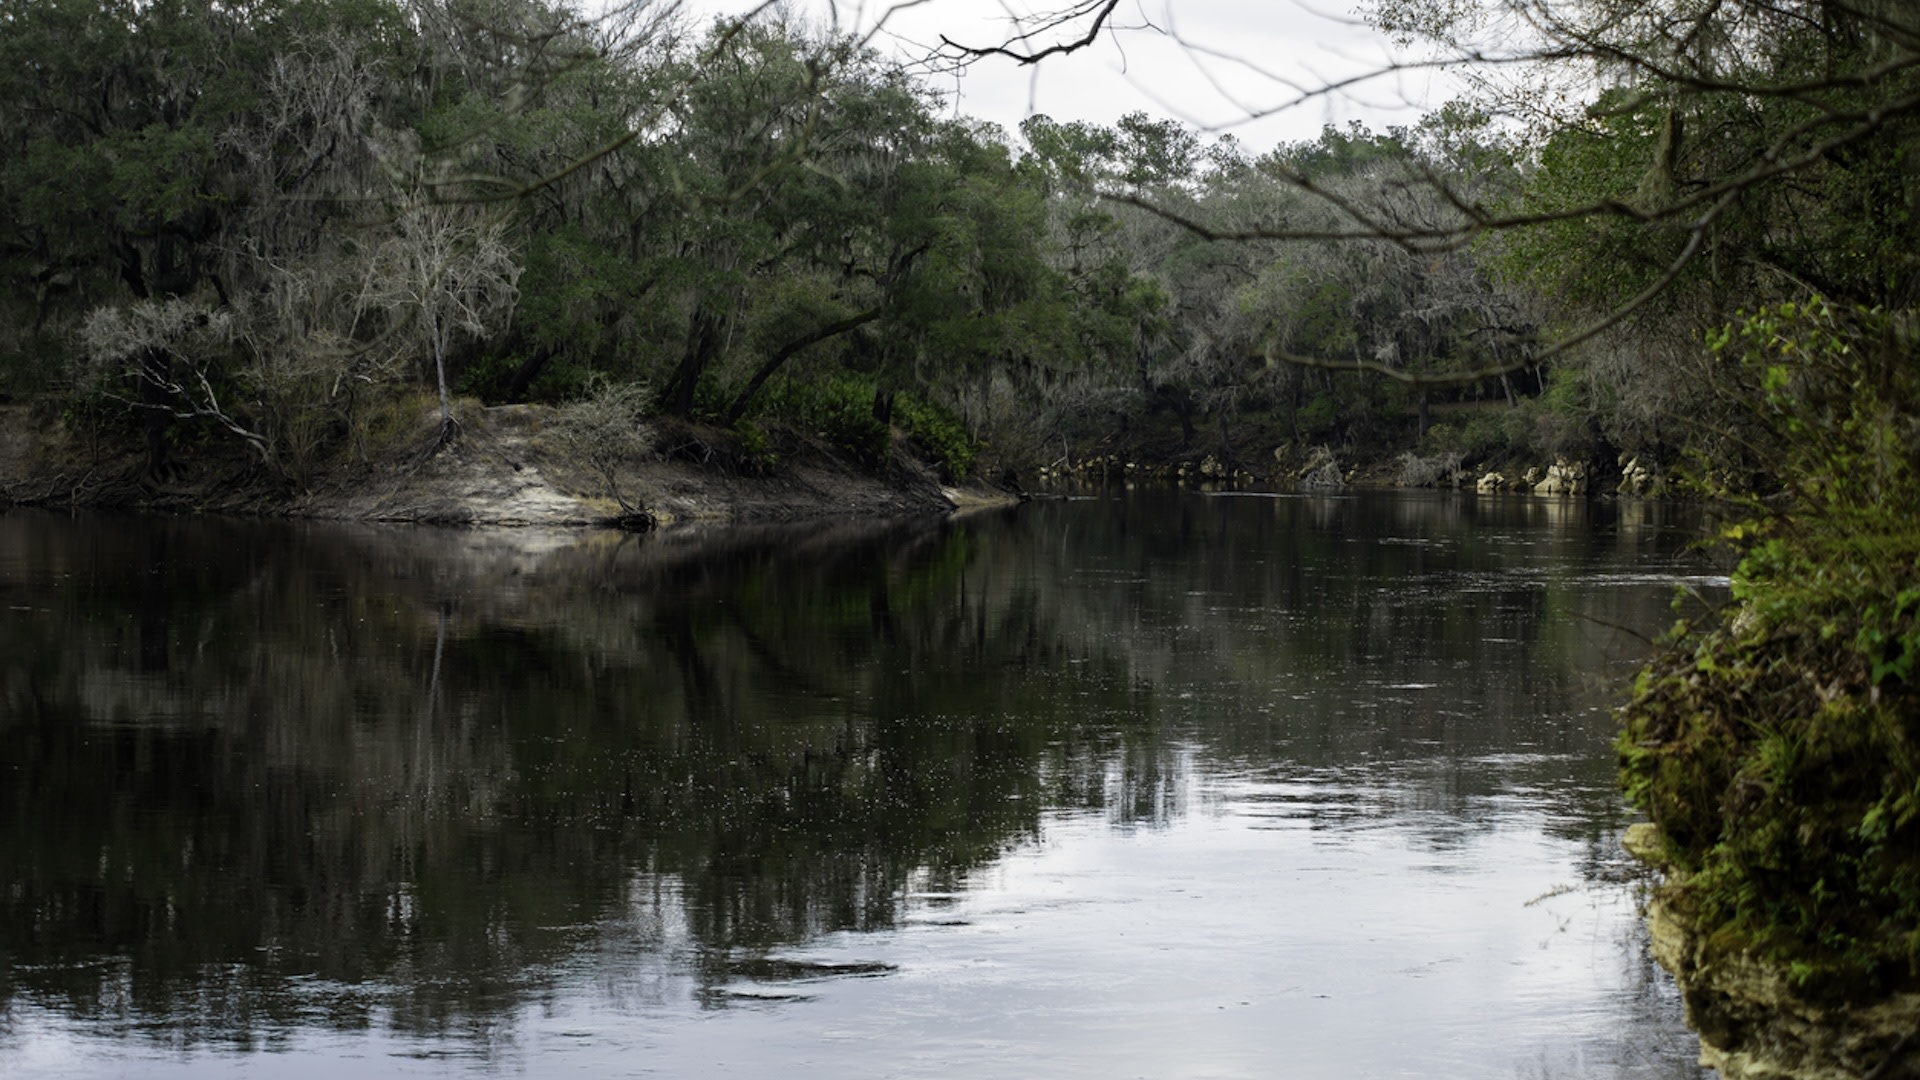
[549, 376, 652, 515]
[1296, 393, 1338, 439]
[754, 374, 889, 460]
[897, 394, 977, 481]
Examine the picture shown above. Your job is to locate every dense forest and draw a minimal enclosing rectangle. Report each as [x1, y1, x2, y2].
[2, 0, 1919, 1044]
[7, 0, 1907, 492]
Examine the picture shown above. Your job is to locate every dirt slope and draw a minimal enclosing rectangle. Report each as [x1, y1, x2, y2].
[0, 403, 1012, 528]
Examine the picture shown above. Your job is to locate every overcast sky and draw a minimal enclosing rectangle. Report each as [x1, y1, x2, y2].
[684, 0, 1454, 153]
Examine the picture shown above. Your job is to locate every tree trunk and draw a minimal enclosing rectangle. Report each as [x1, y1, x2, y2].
[139, 347, 172, 481]
[433, 320, 451, 429]
[664, 305, 727, 419]
[722, 308, 881, 425]
[503, 347, 557, 402]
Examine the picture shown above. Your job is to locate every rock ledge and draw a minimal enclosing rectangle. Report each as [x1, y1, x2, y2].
[1625, 822, 1920, 1080]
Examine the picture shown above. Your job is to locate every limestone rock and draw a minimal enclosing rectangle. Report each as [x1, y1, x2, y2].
[1625, 826, 1920, 1080]
[1297, 446, 1346, 491]
[1533, 457, 1588, 496]
[1617, 455, 1662, 496]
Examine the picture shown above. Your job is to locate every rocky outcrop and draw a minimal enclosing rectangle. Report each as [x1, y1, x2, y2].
[1296, 445, 1348, 491]
[1031, 452, 1258, 486]
[1470, 458, 1592, 495]
[1625, 823, 1920, 1080]
[1617, 454, 1664, 496]
[1533, 456, 1588, 495]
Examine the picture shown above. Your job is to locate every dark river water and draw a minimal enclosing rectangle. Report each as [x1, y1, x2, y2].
[0, 491, 1722, 1078]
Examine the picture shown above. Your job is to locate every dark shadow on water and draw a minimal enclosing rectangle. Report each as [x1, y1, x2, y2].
[0, 492, 1714, 1074]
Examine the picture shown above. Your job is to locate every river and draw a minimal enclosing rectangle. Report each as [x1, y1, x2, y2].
[0, 490, 1720, 1078]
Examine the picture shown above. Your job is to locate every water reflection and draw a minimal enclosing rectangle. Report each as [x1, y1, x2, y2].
[0, 492, 1715, 1077]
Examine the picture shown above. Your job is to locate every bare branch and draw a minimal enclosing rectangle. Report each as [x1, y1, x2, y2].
[936, 0, 1122, 66]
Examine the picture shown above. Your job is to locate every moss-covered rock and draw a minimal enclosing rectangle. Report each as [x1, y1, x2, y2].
[1619, 299, 1920, 1067]
[1629, 824, 1920, 1080]
[1620, 548, 1920, 991]
[1619, 519, 1920, 1075]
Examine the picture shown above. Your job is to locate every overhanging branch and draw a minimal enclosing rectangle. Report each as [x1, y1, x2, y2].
[936, 0, 1123, 66]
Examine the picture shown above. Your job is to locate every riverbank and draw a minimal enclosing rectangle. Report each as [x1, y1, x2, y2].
[0, 401, 1016, 528]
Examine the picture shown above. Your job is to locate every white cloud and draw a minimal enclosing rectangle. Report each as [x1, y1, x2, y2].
[686, 0, 1454, 152]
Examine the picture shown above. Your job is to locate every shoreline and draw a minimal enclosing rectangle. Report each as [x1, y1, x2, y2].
[0, 402, 1019, 530]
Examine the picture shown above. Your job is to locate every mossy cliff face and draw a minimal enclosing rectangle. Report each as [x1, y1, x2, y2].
[1620, 594, 1920, 982]
[1617, 539, 1920, 1076]
[1620, 530, 1920, 1068]
[1627, 824, 1920, 1079]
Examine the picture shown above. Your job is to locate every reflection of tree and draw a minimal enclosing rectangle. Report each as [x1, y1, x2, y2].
[0, 509, 1136, 1040]
[1001, 492, 1704, 833]
[0, 492, 1705, 1044]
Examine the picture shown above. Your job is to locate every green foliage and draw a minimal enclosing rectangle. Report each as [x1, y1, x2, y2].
[1498, 372, 1596, 460]
[1619, 300, 1920, 996]
[1296, 393, 1340, 439]
[1859, 588, 1920, 688]
[512, 226, 660, 385]
[896, 394, 977, 481]
[731, 418, 777, 468]
[1704, 299, 1919, 517]
[1619, 591, 1920, 994]
[1281, 121, 1413, 182]
[1421, 409, 1518, 462]
[756, 375, 891, 460]
[1491, 92, 1683, 312]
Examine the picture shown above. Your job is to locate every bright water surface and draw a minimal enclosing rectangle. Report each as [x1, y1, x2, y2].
[0, 491, 1723, 1078]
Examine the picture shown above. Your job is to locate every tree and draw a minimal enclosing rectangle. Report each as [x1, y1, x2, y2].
[642, 18, 847, 419]
[937, 0, 1920, 379]
[77, 295, 267, 467]
[413, 0, 682, 400]
[358, 197, 523, 440]
[0, 0, 437, 474]
[0, 0, 265, 470]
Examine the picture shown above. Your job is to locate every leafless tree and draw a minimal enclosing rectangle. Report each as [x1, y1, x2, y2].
[79, 297, 271, 464]
[357, 197, 524, 443]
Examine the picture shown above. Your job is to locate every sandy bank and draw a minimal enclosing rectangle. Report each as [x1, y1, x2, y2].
[0, 402, 1016, 528]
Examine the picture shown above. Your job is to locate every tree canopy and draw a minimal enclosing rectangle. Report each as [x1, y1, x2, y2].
[0, 0, 1914, 491]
